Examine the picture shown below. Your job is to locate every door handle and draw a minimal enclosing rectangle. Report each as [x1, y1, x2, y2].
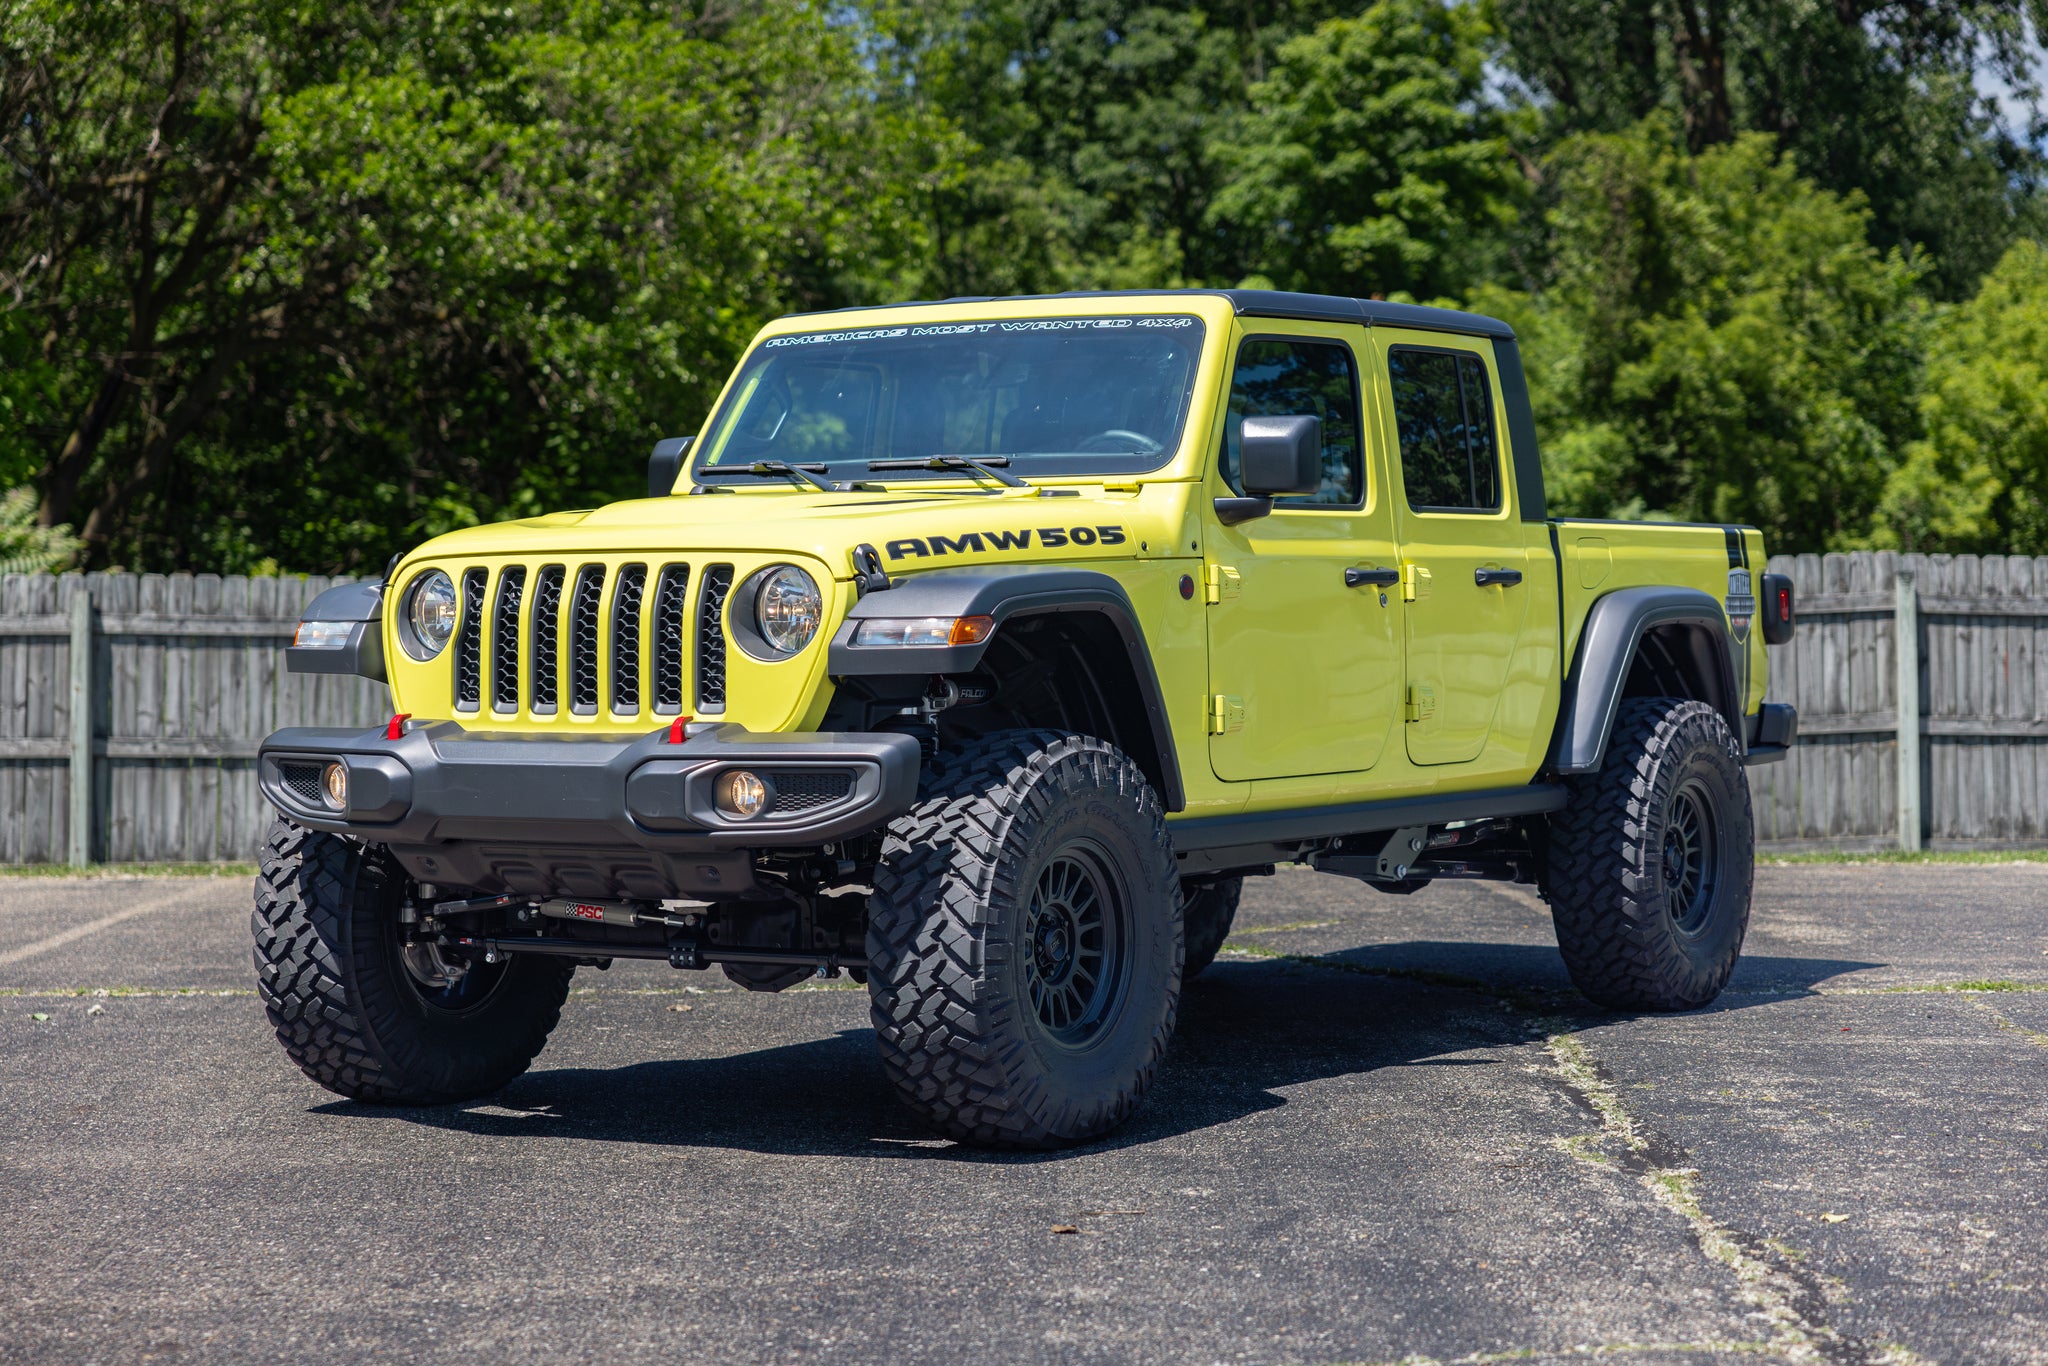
[1475, 567, 1523, 588]
[1345, 567, 1400, 588]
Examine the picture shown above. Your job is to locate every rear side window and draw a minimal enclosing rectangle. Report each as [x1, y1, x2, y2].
[1389, 348, 1500, 513]
[1219, 338, 1364, 508]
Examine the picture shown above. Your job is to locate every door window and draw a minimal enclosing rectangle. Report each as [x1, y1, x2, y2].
[1219, 338, 1364, 508]
[1388, 348, 1500, 512]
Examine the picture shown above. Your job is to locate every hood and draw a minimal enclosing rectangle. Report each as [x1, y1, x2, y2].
[400, 482, 1196, 581]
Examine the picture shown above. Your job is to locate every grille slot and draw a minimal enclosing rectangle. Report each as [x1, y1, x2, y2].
[492, 567, 526, 712]
[454, 568, 486, 711]
[279, 761, 324, 806]
[650, 564, 691, 715]
[770, 771, 854, 814]
[697, 564, 733, 713]
[569, 565, 605, 715]
[529, 565, 564, 713]
[609, 563, 647, 714]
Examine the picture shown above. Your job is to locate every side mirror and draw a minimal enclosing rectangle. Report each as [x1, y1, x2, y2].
[1239, 415, 1322, 497]
[648, 436, 694, 497]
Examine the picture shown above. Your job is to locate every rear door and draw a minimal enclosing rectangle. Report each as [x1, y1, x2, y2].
[1204, 325, 1402, 782]
[1373, 333, 1530, 768]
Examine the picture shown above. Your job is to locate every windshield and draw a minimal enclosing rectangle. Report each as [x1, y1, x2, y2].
[694, 315, 1206, 481]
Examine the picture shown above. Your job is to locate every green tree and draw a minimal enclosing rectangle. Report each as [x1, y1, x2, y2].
[867, 0, 1359, 292]
[1489, 0, 2046, 299]
[1874, 240, 2048, 552]
[2, 0, 959, 571]
[1206, 0, 1523, 299]
[1470, 119, 1924, 552]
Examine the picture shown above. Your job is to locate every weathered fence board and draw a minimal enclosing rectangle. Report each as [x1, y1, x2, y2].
[1748, 551, 2048, 848]
[0, 573, 386, 863]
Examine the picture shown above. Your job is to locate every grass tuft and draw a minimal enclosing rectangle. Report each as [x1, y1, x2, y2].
[0, 862, 255, 879]
[1763, 848, 2048, 865]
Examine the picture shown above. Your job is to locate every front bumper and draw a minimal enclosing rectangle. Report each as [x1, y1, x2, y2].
[257, 720, 922, 900]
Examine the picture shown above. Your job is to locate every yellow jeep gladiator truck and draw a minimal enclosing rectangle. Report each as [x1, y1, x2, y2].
[258, 290, 1798, 1147]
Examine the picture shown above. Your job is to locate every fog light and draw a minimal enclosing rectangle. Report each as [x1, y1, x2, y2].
[322, 762, 348, 810]
[715, 770, 766, 819]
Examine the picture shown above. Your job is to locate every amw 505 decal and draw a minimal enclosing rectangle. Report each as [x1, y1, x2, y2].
[886, 526, 1127, 560]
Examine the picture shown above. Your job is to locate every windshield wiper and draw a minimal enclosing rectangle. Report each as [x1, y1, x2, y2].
[697, 461, 840, 492]
[867, 455, 1029, 489]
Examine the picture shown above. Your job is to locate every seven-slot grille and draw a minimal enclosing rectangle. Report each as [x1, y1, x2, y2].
[438, 561, 736, 721]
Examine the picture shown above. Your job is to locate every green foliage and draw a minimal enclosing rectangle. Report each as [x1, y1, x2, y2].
[3, 0, 2047, 567]
[1875, 241, 2048, 552]
[2, 0, 959, 572]
[0, 485, 79, 574]
[1469, 121, 1924, 552]
[1489, 0, 2044, 300]
[1205, 0, 1523, 299]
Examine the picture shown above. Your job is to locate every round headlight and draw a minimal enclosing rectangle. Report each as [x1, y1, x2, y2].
[754, 565, 822, 655]
[405, 569, 458, 660]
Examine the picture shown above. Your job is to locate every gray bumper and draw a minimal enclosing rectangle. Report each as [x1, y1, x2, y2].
[257, 720, 922, 899]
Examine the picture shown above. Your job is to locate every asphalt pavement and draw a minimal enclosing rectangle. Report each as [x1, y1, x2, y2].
[2, 861, 2045, 1365]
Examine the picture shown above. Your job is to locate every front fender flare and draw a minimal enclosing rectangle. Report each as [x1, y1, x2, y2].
[827, 566, 1183, 811]
[1551, 586, 1743, 775]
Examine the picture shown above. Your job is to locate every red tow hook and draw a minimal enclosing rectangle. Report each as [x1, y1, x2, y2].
[386, 713, 412, 740]
[665, 715, 693, 744]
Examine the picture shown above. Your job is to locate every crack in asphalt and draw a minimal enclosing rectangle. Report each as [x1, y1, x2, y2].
[1543, 1033, 1924, 1366]
[1216, 938, 1932, 1365]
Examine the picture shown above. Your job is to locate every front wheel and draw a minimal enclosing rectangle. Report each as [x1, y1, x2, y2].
[251, 818, 573, 1103]
[1544, 697, 1754, 1011]
[866, 731, 1183, 1148]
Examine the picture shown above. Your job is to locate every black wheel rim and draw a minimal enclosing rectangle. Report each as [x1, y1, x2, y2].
[1024, 845, 1131, 1049]
[397, 932, 509, 1013]
[1662, 778, 1720, 936]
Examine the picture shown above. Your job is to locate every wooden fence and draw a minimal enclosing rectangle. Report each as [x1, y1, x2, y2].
[0, 555, 2042, 862]
[1749, 551, 2048, 849]
[0, 573, 384, 864]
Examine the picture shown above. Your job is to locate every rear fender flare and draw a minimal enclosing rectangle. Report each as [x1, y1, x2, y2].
[1551, 586, 1743, 775]
[827, 566, 1183, 811]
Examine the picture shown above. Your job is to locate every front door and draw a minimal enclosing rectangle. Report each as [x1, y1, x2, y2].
[1205, 327, 1402, 782]
[1375, 333, 1530, 768]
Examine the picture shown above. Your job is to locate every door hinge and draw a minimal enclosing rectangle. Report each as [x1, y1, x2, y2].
[1402, 563, 1432, 602]
[1404, 683, 1436, 723]
[1208, 694, 1246, 735]
[1205, 564, 1242, 605]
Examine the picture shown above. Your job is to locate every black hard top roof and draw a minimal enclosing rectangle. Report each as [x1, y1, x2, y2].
[798, 288, 1515, 342]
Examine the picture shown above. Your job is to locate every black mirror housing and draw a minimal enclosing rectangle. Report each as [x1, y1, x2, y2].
[648, 436, 694, 497]
[1238, 415, 1322, 497]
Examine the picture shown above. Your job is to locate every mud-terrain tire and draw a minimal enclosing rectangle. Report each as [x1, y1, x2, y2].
[1545, 697, 1754, 1011]
[1180, 877, 1241, 979]
[866, 731, 1182, 1148]
[252, 817, 573, 1103]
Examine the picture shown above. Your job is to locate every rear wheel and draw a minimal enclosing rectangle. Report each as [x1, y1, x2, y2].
[1544, 698, 1754, 1010]
[252, 817, 573, 1103]
[866, 731, 1182, 1148]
